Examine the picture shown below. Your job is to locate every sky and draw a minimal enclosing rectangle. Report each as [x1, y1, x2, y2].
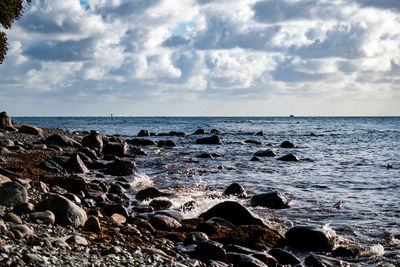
[0, 0, 399, 116]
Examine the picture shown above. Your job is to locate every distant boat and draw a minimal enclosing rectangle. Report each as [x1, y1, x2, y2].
[111, 113, 114, 120]
[289, 115, 294, 117]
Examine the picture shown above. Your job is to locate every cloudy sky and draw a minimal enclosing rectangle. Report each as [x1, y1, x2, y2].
[1, 0, 399, 116]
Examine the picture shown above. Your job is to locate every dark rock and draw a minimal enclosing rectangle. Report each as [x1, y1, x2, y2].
[46, 134, 81, 148]
[255, 131, 264, 136]
[102, 204, 129, 218]
[35, 193, 87, 228]
[29, 210, 55, 225]
[285, 226, 332, 252]
[250, 156, 261, 162]
[11, 224, 34, 237]
[210, 129, 222, 134]
[120, 224, 142, 236]
[137, 130, 150, 137]
[184, 232, 209, 245]
[196, 135, 223, 145]
[0, 111, 16, 131]
[304, 254, 351, 267]
[254, 150, 277, 157]
[197, 153, 222, 159]
[157, 140, 176, 147]
[149, 214, 182, 231]
[108, 183, 126, 195]
[268, 248, 300, 265]
[280, 141, 296, 148]
[132, 205, 154, 213]
[200, 201, 265, 227]
[149, 199, 173, 210]
[22, 254, 44, 265]
[103, 141, 130, 156]
[127, 138, 156, 146]
[82, 131, 104, 152]
[194, 129, 206, 135]
[224, 244, 260, 255]
[244, 140, 262, 145]
[63, 193, 82, 205]
[78, 147, 98, 160]
[38, 159, 65, 173]
[209, 217, 236, 229]
[251, 253, 277, 267]
[64, 154, 89, 174]
[0, 181, 28, 207]
[131, 147, 147, 156]
[0, 167, 20, 177]
[251, 191, 291, 209]
[0, 147, 10, 155]
[0, 139, 14, 147]
[104, 159, 137, 176]
[277, 154, 300, 162]
[226, 252, 267, 267]
[194, 240, 226, 262]
[12, 202, 35, 215]
[169, 131, 185, 137]
[41, 176, 90, 195]
[18, 125, 44, 136]
[181, 200, 197, 212]
[136, 187, 170, 201]
[84, 216, 101, 233]
[331, 246, 361, 257]
[224, 183, 247, 198]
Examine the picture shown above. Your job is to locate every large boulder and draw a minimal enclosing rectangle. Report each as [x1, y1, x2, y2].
[285, 226, 332, 252]
[251, 191, 292, 209]
[18, 125, 44, 136]
[0, 181, 28, 207]
[104, 159, 137, 176]
[35, 193, 87, 228]
[0, 111, 16, 131]
[196, 135, 223, 145]
[46, 134, 81, 148]
[81, 131, 103, 152]
[199, 201, 265, 227]
[102, 141, 130, 156]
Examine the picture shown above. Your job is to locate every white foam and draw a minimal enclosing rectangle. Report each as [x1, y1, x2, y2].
[368, 244, 385, 257]
[130, 173, 154, 192]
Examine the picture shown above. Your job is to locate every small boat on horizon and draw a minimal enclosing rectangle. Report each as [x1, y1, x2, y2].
[290, 114, 294, 117]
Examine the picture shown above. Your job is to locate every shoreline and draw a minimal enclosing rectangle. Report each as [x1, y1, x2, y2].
[0, 115, 381, 266]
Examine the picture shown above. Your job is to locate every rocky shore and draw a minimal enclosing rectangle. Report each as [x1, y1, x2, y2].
[0, 112, 362, 266]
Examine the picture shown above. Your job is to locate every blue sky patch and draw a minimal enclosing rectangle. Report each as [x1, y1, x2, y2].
[170, 22, 194, 36]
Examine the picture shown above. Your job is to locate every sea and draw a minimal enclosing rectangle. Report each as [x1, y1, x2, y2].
[13, 116, 400, 266]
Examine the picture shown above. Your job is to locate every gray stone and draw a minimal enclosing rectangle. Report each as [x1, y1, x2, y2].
[66, 235, 88, 245]
[11, 224, 34, 237]
[0, 181, 28, 207]
[103, 141, 130, 156]
[30, 210, 56, 225]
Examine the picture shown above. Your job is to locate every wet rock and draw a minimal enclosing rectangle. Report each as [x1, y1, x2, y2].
[277, 154, 300, 162]
[64, 154, 89, 174]
[304, 254, 351, 267]
[46, 134, 81, 148]
[0, 111, 16, 131]
[0, 139, 14, 147]
[280, 141, 296, 148]
[209, 217, 236, 229]
[157, 140, 177, 147]
[194, 129, 206, 135]
[0, 181, 28, 207]
[210, 129, 222, 134]
[12, 202, 35, 215]
[224, 183, 247, 198]
[194, 240, 226, 262]
[41, 176, 90, 195]
[78, 147, 98, 160]
[244, 140, 262, 145]
[131, 147, 147, 156]
[226, 252, 267, 267]
[29, 210, 56, 225]
[103, 141, 130, 156]
[18, 125, 44, 136]
[66, 235, 88, 246]
[181, 200, 197, 212]
[196, 135, 223, 145]
[84, 216, 101, 233]
[254, 150, 277, 157]
[38, 159, 65, 173]
[82, 131, 104, 152]
[104, 159, 137, 176]
[135, 187, 170, 201]
[269, 248, 300, 265]
[108, 183, 126, 195]
[285, 226, 332, 252]
[102, 204, 129, 218]
[200, 201, 265, 227]
[149, 199, 173, 210]
[250, 156, 261, 162]
[3, 212, 22, 224]
[36, 193, 87, 228]
[256, 131, 264, 136]
[331, 246, 361, 257]
[197, 153, 221, 159]
[184, 231, 209, 245]
[128, 138, 156, 146]
[149, 214, 182, 231]
[251, 253, 277, 267]
[169, 131, 185, 137]
[251, 191, 291, 209]
[137, 130, 150, 137]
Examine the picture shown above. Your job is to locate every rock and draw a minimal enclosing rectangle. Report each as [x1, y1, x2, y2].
[244, 140, 262, 145]
[136, 187, 170, 201]
[250, 156, 261, 162]
[41, 175, 90, 195]
[38, 159, 65, 174]
[108, 183, 125, 195]
[277, 154, 300, 162]
[46, 134, 81, 148]
[226, 252, 267, 267]
[304, 254, 351, 267]
[29, 210, 55, 225]
[196, 135, 223, 145]
[84, 216, 101, 233]
[78, 147, 98, 160]
[224, 183, 247, 198]
[149, 214, 182, 231]
[254, 150, 277, 157]
[137, 130, 150, 137]
[149, 199, 173, 210]
[11, 224, 34, 237]
[66, 235, 88, 245]
[52, 239, 71, 249]
[64, 154, 89, 174]
[285, 226, 332, 252]
[268, 248, 301, 265]
[111, 213, 126, 224]
[193, 240, 226, 262]
[199, 201, 265, 227]
[194, 129, 206, 135]
[168, 131, 185, 137]
[82, 131, 104, 152]
[280, 141, 296, 148]
[0, 174, 11, 184]
[251, 253, 277, 267]
[18, 125, 44, 136]
[0, 220, 7, 233]
[208, 217, 236, 229]
[210, 129, 222, 134]
[22, 253, 44, 265]
[104, 159, 137, 176]
[35, 194, 87, 228]
[0, 147, 10, 155]
[331, 246, 361, 257]
[131, 147, 147, 156]
[102, 204, 129, 218]
[255, 131, 264, 136]
[0, 139, 14, 147]
[121, 224, 142, 236]
[251, 191, 291, 209]
[0, 111, 16, 131]
[12, 202, 35, 215]
[127, 138, 156, 146]
[157, 140, 176, 147]
[184, 231, 209, 245]
[3, 212, 22, 224]
[103, 141, 130, 156]
[0, 181, 28, 207]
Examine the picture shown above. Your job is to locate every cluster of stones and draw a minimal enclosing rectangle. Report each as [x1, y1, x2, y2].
[0, 112, 361, 266]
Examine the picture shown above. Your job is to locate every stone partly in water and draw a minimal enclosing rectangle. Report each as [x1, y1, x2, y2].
[149, 199, 173, 210]
[304, 254, 352, 267]
[223, 183, 247, 198]
[280, 141, 296, 148]
[35, 193, 87, 228]
[0, 181, 28, 207]
[18, 125, 44, 136]
[137, 130, 150, 137]
[136, 187, 170, 201]
[81, 131, 104, 152]
[244, 140, 262, 145]
[104, 159, 137, 176]
[254, 150, 277, 157]
[196, 135, 223, 145]
[193, 129, 206, 135]
[199, 201, 265, 227]
[285, 226, 333, 252]
[251, 191, 292, 209]
[277, 154, 300, 162]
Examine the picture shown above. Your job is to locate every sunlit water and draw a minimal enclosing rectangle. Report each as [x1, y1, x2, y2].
[14, 117, 400, 265]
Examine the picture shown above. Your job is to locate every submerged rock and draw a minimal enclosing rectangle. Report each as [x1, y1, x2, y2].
[137, 130, 150, 137]
[280, 141, 296, 148]
[254, 150, 276, 157]
[157, 140, 176, 147]
[193, 129, 206, 135]
[196, 135, 223, 145]
[277, 154, 300, 162]
[251, 191, 291, 209]
[127, 138, 156, 146]
[244, 140, 262, 145]
[285, 226, 332, 252]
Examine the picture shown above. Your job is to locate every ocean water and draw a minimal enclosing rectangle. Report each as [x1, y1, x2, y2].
[14, 116, 400, 265]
